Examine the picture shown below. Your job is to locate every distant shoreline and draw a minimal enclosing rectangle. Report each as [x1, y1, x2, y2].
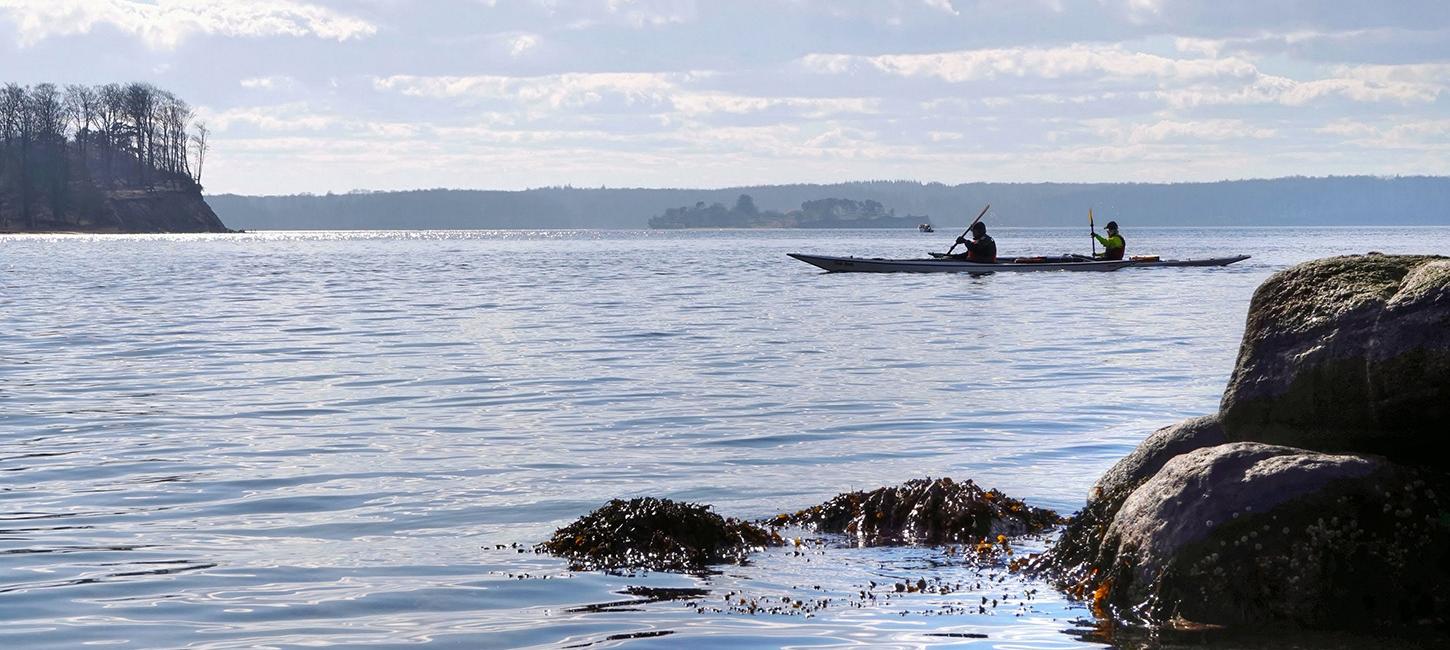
[207, 176, 1450, 231]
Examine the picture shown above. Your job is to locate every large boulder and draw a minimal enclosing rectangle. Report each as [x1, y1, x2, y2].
[781, 477, 1061, 545]
[1092, 415, 1227, 503]
[1062, 442, 1449, 627]
[538, 497, 780, 572]
[1219, 254, 1450, 464]
[1047, 416, 1227, 577]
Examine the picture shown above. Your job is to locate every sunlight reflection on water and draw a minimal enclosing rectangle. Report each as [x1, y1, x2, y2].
[2, 227, 1446, 648]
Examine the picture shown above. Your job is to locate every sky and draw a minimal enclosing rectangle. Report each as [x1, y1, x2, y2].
[2, 0, 1449, 195]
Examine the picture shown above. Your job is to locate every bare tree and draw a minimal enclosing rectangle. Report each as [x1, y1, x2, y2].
[98, 83, 126, 184]
[0, 83, 23, 182]
[124, 82, 156, 186]
[190, 120, 209, 186]
[63, 84, 99, 161]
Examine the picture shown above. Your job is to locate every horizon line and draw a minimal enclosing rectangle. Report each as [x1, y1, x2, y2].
[204, 174, 1450, 197]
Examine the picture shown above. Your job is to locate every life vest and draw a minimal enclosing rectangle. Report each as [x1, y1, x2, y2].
[1101, 233, 1125, 260]
[967, 235, 997, 263]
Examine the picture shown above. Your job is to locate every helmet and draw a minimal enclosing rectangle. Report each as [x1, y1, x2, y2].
[971, 221, 988, 234]
[1105, 221, 1119, 231]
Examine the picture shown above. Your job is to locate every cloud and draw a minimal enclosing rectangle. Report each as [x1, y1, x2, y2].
[1125, 119, 1276, 143]
[670, 93, 878, 118]
[804, 43, 1446, 109]
[504, 0, 695, 30]
[1150, 71, 1441, 108]
[922, 0, 958, 15]
[199, 102, 421, 138]
[0, 0, 376, 49]
[508, 32, 539, 56]
[602, 0, 695, 28]
[372, 73, 680, 109]
[372, 72, 874, 121]
[199, 102, 339, 132]
[1313, 118, 1450, 150]
[240, 75, 299, 91]
[799, 44, 1258, 83]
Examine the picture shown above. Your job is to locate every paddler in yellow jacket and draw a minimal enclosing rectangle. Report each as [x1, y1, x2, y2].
[1092, 221, 1125, 260]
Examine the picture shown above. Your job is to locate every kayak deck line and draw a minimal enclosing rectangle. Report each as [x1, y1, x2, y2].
[786, 253, 1132, 273]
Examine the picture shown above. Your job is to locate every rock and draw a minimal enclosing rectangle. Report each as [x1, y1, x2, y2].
[780, 477, 1061, 545]
[538, 497, 779, 572]
[1063, 442, 1449, 627]
[1092, 415, 1227, 503]
[103, 188, 231, 233]
[1046, 416, 1227, 578]
[1219, 254, 1450, 464]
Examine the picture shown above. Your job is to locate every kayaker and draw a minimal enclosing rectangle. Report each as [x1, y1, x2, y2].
[1092, 221, 1125, 260]
[953, 221, 997, 263]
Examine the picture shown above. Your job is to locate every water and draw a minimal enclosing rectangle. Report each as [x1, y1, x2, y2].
[2, 227, 1446, 649]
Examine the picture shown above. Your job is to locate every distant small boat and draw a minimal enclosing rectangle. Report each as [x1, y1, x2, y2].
[788, 253, 1130, 273]
[918, 224, 934, 233]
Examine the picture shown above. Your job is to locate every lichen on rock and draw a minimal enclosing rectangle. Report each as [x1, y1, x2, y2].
[1042, 416, 1227, 582]
[1044, 253, 1450, 631]
[1219, 254, 1450, 463]
[1082, 443, 1449, 627]
[538, 497, 780, 572]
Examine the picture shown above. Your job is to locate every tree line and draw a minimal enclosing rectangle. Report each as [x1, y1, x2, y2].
[210, 177, 1450, 230]
[0, 82, 210, 228]
[648, 194, 924, 228]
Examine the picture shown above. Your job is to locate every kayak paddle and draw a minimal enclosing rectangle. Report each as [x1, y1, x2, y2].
[1089, 208, 1097, 259]
[944, 203, 990, 255]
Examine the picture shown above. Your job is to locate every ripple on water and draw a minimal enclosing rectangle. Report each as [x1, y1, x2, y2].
[3, 227, 1448, 648]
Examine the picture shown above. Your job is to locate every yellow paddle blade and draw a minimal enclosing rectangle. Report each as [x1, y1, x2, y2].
[1089, 208, 1094, 226]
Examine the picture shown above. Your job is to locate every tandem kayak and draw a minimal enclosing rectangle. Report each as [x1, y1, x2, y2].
[923, 252, 1251, 267]
[787, 253, 1132, 273]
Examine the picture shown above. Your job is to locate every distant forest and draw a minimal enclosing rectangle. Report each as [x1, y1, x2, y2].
[211, 176, 1450, 230]
[0, 82, 210, 230]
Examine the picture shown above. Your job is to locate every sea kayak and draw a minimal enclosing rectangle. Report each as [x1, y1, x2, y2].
[787, 253, 1131, 273]
[925, 252, 1252, 267]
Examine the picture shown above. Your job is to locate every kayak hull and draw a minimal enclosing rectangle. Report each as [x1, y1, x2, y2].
[926, 252, 1252, 267]
[788, 253, 1132, 273]
[1129, 255, 1251, 267]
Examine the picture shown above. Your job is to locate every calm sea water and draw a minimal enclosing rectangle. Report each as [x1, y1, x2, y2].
[3, 227, 1447, 649]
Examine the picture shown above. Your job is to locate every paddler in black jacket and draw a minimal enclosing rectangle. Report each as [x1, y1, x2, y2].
[1092, 221, 1126, 260]
[952, 221, 997, 263]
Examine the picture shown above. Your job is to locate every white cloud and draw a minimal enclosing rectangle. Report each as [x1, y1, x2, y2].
[373, 73, 679, 109]
[1333, 62, 1450, 86]
[1150, 71, 1441, 108]
[1314, 119, 1450, 150]
[538, 0, 695, 30]
[670, 93, 877, 118]
[922, 0, 958, 15]
[240, 75, 299, 91]
[800, 44, 1258, 83]
[200, 103, 339, 132]
[372, 72, 875, 120]
[200, 102, 423, 139]
[1126, 119, 1275, 143]
[0, 0, 376, 49]
[508, 32, 539, 56]
[1316, 120, 1379, 138]
[604, 0, 694, 28]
